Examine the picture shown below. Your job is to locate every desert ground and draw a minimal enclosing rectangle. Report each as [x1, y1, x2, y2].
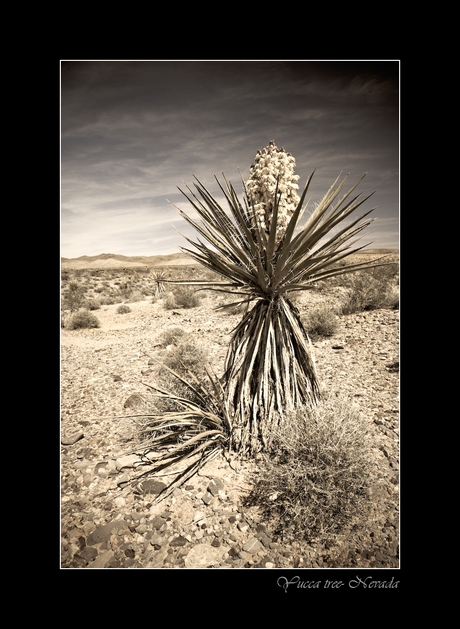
[60, 251, 399, 569]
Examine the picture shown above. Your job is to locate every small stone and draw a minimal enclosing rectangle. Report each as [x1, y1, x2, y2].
[115, 454, 140, 471]
[86, 520, 128, 546]
[257, 532, 273, 548]
[114, 497, 126, 508]
[184, 544, 223, 568]
[80, 546, 98, 562]
[169, 535, 187, 548]
[194, 510, 206, 523]
[146, 546, 169, 568]
[207, 477, 224, 496]
[243, 538, 263, 553]
[202, 492, 213, 505]
[237, 521, 249, 533]
[61, 432, 84, 446]
[123, 393, 145, 409]
[87, 550, 114, 568]
[117, 473, 130, 487]
[113, 375, 122, 381]
[151, 516, 166, 530]
[139, 479, 167, 495]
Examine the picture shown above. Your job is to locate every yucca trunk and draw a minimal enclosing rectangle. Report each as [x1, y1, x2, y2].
[224, 294, 319, 453]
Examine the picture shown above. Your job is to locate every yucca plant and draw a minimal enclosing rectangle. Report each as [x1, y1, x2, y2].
[128, 360, 232, 502]
[165, 140, 389, 454]
[150, 269, 167, 298]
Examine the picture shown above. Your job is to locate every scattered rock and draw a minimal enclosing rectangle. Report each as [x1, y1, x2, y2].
[207, 477, 224, 496]
[123, 393, 146, 409]
[139, 479, 167, 495]
[243, 538, 263, 553]
[86, 520, 129, 546]
[80, 546, 98, 562]
[184, 544, 224, 568]
[201, 492, 214, 505]
[115, 454, 141, 471]
[61, 286, 399, 569]
[146, 546, 169, 568]
[61, 432, 84, 446]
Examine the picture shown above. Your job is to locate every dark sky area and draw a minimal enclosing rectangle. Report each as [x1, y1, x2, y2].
[61, 60, 399, 258]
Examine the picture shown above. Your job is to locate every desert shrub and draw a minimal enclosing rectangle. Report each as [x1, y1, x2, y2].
[339, 266, 399, 314]
[62, 281, 86, 312]
[163, 292, 177, 310]
[160, 338, 208, 379]
[243, 395, 377, 539]
[161, 326, 186, 347]
[154, 337, 210, 411]
[302, 307, 338, 338]
[85, 298, 101, 310]
[116, 304, 131, 314]
[99, 294, 117, 305]
[163, 286, 200, 310]
[129, 289, 143, 302]
[67, 309, 100, 330]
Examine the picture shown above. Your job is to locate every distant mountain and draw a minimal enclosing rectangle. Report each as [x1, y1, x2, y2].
[60, 252, 195, 269]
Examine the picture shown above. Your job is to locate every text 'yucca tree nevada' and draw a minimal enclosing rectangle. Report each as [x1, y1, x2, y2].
[168, 140, 385, 454]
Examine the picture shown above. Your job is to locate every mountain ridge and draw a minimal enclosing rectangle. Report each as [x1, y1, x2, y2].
[60, 252, 195, 269]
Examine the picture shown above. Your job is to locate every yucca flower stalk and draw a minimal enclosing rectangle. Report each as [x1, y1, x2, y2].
[167, 142, 388, 454]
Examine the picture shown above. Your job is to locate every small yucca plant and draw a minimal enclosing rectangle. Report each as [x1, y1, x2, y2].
[128, 360, 232, 502]
[166, 140, 388, 454]
[150, 269, 167, 298]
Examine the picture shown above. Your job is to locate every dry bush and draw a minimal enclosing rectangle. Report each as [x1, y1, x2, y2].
[62, 281, 86, 312]
[159, 338, 208, 381]
[162, 292, 177, 310]
[128, 289, 143, 302]
[85, 298, 101, 310]
[243, 395, 377, 539]
[148, 336, 211, 413]
[160, 326, 186, 347]
[163, 286, 201, 310]
[116, 304, 131, 314]
[66, 309, 101, 330]
[339, 266, 399, 314]
[302, 307, 338, 338]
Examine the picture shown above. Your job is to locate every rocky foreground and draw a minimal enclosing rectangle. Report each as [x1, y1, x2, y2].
[60, 291, 399, 569]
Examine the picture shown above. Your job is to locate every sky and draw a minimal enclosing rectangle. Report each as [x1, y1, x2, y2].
[60, 60, 399, 259]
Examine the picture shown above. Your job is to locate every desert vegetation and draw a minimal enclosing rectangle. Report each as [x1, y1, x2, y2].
[61, 142, 399, 549]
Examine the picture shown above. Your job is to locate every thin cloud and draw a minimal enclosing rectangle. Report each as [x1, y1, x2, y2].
[61, 60, 399, 258]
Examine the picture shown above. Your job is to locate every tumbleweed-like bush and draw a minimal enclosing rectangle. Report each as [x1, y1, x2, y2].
[243, 394, 377, 538]
[66, 309, 100, 329]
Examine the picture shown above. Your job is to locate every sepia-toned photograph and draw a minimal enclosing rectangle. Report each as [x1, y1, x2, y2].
[60, 59, 399, 573]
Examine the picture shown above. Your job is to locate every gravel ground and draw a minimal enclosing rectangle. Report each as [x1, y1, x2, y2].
[61, 285, 399, 570]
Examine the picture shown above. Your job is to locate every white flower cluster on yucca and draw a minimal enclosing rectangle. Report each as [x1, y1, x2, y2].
[245, 140, 300, 245]
[151, 141, 390, 457]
